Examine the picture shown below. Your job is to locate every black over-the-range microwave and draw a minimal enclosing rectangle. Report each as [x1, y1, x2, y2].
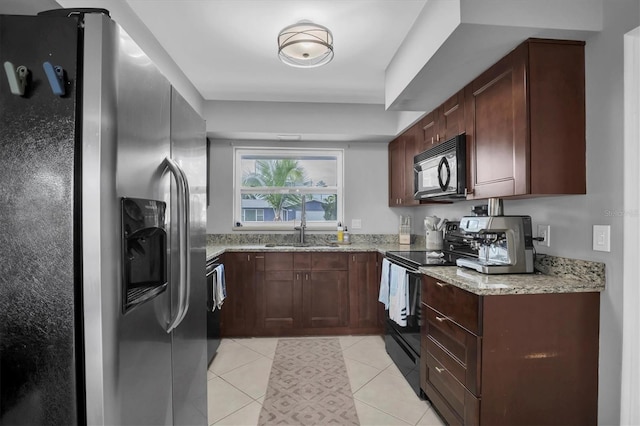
[413, 134, 466, 200]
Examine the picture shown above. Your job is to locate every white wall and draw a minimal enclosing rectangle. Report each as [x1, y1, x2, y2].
[0, 0, 59, 14]
[203, 101, 403, 143]
[207, 140, 402, 235]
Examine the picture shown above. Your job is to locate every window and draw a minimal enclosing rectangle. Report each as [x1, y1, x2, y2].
[242, 208, 265, 222]
[234, 148, 343, 230]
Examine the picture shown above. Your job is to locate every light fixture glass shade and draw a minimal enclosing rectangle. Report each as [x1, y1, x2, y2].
[278, 21, 334, 68]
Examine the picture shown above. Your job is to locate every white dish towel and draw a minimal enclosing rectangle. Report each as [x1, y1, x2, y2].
[212, 264, 226, 310]
[389, 263, 409, 326]
[378, 258, 391, 309]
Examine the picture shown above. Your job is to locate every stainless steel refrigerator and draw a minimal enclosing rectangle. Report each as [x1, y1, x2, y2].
[0, 9, 208, 425]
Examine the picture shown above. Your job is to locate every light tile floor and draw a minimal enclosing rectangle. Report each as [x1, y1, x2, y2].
[207, 335, 446, 426]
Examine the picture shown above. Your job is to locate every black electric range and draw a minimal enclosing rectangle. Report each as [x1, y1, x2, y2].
[382, 222, 473, 399]
[385, 222, 474, 270]
[385, 250, 459, 270]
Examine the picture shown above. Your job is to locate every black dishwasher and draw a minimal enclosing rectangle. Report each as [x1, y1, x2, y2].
[206, 256, 222, 365]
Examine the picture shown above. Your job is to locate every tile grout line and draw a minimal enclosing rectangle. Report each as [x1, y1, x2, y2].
[209, 347, 271, 377]
[210, 336, 438, 426]
[343, 359, 388, 393]
[353, 398, 414, 426]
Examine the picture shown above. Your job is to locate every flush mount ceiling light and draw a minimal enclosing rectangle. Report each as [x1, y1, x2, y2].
[278, 20, 334, 68]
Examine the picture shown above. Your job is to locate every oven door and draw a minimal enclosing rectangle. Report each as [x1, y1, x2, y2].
[384, 268, 423, 398]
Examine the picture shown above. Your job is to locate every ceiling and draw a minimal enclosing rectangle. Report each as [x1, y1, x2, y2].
[111, 1, 426, 105]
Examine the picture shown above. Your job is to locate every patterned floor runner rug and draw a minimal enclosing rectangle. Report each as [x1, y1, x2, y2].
[258, 338, 360, 425]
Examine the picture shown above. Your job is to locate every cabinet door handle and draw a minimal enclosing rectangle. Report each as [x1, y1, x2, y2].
[435, 281, 447, 287]
[431, 136, 434, 144]
[305, 273, 310, 281]
[296, 273, 300, 280]
[435, 366, 445, 374]
[435, 316, 447, 323]
[437, 134, 440, 142]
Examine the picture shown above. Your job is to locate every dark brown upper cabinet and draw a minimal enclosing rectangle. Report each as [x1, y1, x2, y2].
[418, 90, 465, 152]
[464, 38, 586, 199]
[388, 126, 421, 207]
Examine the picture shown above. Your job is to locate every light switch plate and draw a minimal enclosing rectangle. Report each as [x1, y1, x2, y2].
[592, 225, 611, 252]
[351, 219, 362, 229]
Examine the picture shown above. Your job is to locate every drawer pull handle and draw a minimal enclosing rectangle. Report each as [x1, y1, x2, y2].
[435, 316, 447, 322]
[435, 281, 447, 287]
[435, 366, 445, 374]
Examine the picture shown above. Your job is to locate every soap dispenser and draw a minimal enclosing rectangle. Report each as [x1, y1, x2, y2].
[337, 222, 344, 242]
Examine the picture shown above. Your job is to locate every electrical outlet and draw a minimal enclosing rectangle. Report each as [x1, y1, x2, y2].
[537, 224, 551, 247]
[351, 219, 362, 229]
[593, 225, 611, 252]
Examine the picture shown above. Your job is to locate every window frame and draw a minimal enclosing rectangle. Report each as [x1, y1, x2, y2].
[233, 147, 344, 231]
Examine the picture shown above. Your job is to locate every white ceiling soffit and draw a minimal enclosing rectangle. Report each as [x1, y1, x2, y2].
[204, 101, 403, 143]
[385, 0, 604, 112]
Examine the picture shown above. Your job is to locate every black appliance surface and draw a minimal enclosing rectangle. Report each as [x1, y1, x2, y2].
[382, 265, 423, 397]
[413, 134, 466, 200]
[0, 14, 82, 425]
[121, 197, 168, 313]
[383, 222, 471, 399]
[206, 257, 222, 365]
[385, 251, 459, 268]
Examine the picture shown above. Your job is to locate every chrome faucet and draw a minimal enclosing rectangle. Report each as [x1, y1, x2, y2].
[294, 195, 306, 244]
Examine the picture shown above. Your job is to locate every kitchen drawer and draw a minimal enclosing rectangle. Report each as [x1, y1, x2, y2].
[425, 352, 480, 426]
[311, 252, 348, 270]
[423, 276, 481, 335]
[294, 252, 311, 269]
[264, 252, 293, 271]
[264, 270, 294, 281]
[424, 305, 480, 395]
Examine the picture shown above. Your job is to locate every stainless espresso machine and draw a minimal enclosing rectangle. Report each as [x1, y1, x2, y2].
[455, 215, 535, 274]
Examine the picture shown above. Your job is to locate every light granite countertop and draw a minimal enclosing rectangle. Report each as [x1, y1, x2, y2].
[420, 265, 605, 296]
[206, 242, 423, 259]
[206, 240, 606, 296]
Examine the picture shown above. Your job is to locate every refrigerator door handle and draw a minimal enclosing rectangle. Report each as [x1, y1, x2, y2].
[163, 157, 191, 333]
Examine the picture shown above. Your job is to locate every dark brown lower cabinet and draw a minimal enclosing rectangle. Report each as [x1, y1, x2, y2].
[255, 252, 300, 330]
[302, 252, 349, 328]
[348, 252, 384, 329]
[220, 252, 257, 337]
[224, 251, 383, 337]
[303, 269, 349, 327]
[420, 275, 600, 425]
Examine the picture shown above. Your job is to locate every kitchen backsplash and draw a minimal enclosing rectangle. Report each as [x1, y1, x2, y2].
[207, 233, 405, 246]
[534, 254, 606, 284]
